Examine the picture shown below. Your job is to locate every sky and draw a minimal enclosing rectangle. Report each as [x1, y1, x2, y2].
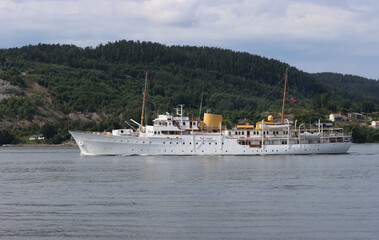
[1, 0, 378, 80]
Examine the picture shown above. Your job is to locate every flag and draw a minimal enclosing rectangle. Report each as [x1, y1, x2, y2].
[290, 95, 298, 104]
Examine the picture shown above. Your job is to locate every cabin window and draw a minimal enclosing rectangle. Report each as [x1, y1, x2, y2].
[183, 122, 186, 125]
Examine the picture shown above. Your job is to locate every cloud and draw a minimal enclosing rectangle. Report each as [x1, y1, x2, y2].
[0, 0, 379, 78]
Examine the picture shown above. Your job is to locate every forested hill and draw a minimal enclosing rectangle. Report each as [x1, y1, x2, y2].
[0, 40, 378, 136]
[312, 72, 379, 104]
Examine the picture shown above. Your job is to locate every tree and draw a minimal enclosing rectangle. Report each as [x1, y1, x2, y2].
[40, 123, 57, 139]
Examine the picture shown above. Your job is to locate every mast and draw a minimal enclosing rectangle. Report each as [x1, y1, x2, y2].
[140, 72, 148, 132]
[281, 68, 289, 124]
[198, 89, 204, 122]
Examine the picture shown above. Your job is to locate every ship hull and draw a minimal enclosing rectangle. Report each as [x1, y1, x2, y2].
[70, 131, 352, 156]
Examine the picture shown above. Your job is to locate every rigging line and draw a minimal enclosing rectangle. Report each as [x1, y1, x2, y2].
[261, 75, 286, 100]
[241, 75, 286, 122]
[253, 74, 286, 111]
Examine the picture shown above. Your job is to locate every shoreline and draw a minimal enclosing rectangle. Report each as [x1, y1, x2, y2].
[2, 140, 77, 147]
[3, 142, 379, 147]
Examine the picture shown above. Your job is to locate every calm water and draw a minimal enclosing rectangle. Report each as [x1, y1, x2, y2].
[0, 144, 378, 240]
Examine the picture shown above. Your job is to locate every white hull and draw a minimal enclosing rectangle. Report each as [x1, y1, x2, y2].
[70, 131, 352, 156]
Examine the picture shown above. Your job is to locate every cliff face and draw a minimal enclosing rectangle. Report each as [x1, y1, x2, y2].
[0, 78, 20, 101]
[0, 76, 99, 129]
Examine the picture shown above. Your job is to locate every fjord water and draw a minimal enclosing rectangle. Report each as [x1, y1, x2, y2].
[1, 144, 378, 239]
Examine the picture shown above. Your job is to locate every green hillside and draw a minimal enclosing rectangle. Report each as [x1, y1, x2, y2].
[0, 40, 378, 144]
[312, 72, 379, 104]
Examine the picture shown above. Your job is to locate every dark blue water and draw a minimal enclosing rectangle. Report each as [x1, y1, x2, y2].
[0, 144, 378, 239]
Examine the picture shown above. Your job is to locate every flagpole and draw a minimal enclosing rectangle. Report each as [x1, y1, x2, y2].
[281, 68, 288, 124]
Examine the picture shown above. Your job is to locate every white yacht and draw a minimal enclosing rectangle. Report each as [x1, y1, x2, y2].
[70, 71, 352, 156]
